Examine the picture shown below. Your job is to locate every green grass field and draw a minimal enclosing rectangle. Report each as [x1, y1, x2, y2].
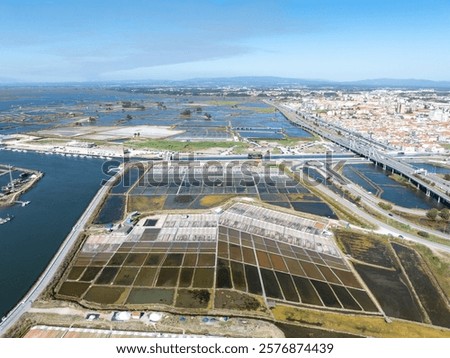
[272, 305, 450, 338]
[127, 139, 248, 152]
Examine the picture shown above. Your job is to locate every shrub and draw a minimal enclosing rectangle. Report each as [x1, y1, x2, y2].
[378, 202, 393, 210]
[417, 231, 430, 238]
[426, 208, 439, 220]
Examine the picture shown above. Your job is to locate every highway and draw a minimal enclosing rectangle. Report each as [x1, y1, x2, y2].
[1, 120, 448, 336]
[0, 168, 122, 337]
[176, 153, 356, 161]
[301, 172, 450, 254]
[304, 161, 450, 240]
[345, 183, 450, 240]
[273, 103, 450, 207]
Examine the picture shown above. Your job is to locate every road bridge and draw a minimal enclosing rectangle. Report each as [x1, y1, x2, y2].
[273, 103, 450, 207]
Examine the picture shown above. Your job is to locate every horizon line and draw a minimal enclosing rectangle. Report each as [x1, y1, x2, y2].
[1, 76, 450, 87]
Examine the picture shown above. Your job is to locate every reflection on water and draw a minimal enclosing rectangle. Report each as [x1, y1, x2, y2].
[343, 164, 443, 209]
[411, 162, 450, 175]
[0, 88, 313, 140]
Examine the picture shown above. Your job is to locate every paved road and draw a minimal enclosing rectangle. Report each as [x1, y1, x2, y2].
[177, 153, 356, 161]
[0, 169, 122, 337]
[309, 176, 450, 254]
[274, 103, 450, 206]
[292, 163, 450, 250]
[345, 183, 450, 240]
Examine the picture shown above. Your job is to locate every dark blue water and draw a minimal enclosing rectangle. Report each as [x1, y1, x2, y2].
[411, 162, 450, 175]
[0, 86, 152, 134]
[343, 166, 379, 194]
[343, 164, 443, 209]
[227, 109, 312, 138]
[1, 89, 313, 139]
[239, 131, 285, 139]
[0, 170, 21, 188]
[0, 150, 108, 318]
[291, 202, 338, 219]
[94, 195, 126, 224]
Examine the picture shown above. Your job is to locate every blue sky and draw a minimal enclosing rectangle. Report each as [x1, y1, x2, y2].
[1, 0, 449, 82]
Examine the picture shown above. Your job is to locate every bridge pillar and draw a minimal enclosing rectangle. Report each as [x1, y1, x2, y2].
[417, 184, 420, 190]
[383, 164, 386, 170]
[426, 190, 430, 197]
[437, 196, 441, 203]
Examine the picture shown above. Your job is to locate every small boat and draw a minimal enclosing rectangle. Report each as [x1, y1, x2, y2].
[0, 214, 14, 225]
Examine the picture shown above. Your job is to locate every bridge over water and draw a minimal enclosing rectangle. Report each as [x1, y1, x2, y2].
[273, 103, 450, 207]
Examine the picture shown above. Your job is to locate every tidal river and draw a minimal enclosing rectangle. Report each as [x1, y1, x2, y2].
[0, 150, 109, 318]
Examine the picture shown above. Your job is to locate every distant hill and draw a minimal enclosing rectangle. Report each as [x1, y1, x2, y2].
[2, 76, 450, 90]
[172, 76, 332, 87]
[156, 76, 450, 89]
[344, 78, 450, 89]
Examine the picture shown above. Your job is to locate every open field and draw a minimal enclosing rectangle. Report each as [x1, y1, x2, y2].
[334, 230, 397, 269]
[336, 229, 424, 322]
[335, 228, 450, 327]
[392, 243, 450, 328]
[272, 305, 450, 338]
[361, 204, 450, 247]
[412, 244, 450, 297]
[206, 100, 241, 106]
[391, 209, 450, 234]
[126, 139, 245, 152]
[128, 195, 166, 212]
